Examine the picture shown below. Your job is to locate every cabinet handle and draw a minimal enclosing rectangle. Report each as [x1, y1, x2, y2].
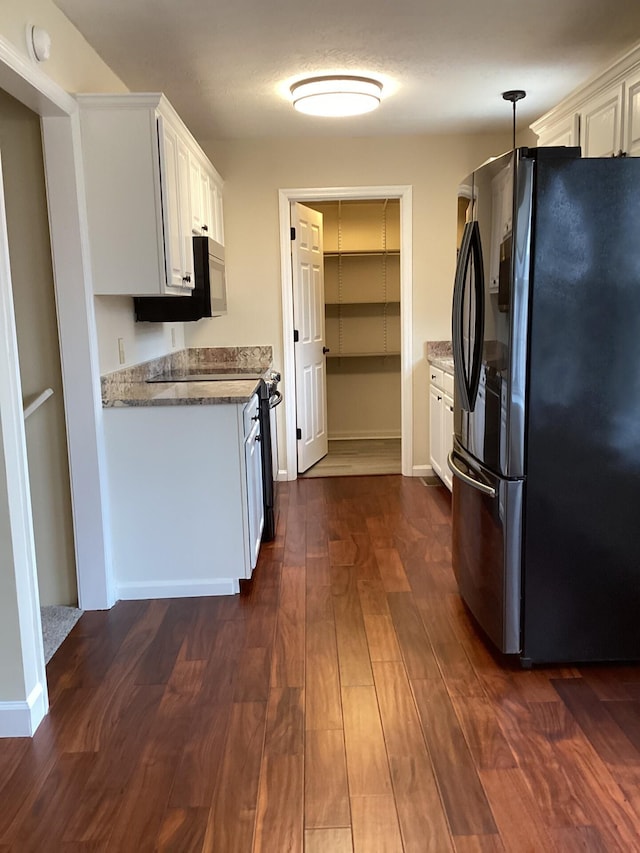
[437, 395, 442, 401]
[323, 346, 331, 354]
[202, 224, 209, 231]
[182, 275, 191, 284]
[255, 434, 262, 442]
[251, 414, 259, 421]
[431, 374, 436, 380]
[449, 405, 454, 412]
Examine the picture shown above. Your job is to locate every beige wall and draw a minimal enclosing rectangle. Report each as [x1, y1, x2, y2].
[0, 0, 125, 93]
[0, 88, 77, 605]
[187, 132, 509, 471]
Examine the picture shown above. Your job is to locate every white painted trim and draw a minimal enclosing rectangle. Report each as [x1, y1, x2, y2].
[328, 431, 401, 440]
[0, 33, 118, 735]
[0, 37, 76, 118]
[412, 464, 432, 478]
[117, 578, 240, 599]
[278, 185, 413, 481]
[0, 149, 48, 738]
[531, 41, 640, 137]
[41, 114, 115, 611]
[0, 682, 47, 738]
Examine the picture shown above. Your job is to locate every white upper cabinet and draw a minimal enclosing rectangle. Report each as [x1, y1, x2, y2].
[158, 115, 194, 290]
[531, 43, 640, 159]
[189, 155, 224, 242]
[78, 93, 224, 296]
[581, 84, 624, 157]
[625, 68, 640, 156]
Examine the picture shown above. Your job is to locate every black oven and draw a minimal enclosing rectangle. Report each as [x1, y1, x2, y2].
[258, 372, 282, 541]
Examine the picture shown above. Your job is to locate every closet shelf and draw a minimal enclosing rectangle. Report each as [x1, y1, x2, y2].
[326, 351, 400, 359]
[325, 300, 400, 307]
[325, 249, 400, 257]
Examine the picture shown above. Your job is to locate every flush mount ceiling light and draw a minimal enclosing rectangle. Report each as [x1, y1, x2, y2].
[290, 76, 383, 117]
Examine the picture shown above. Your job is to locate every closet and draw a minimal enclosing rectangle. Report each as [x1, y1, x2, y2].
[306, 198, 401, 475]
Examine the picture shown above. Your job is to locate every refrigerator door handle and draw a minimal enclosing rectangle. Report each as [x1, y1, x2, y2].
[447, 450, 496, 498]
[452, 222, 473, 412]
[452, 220, 485, 412]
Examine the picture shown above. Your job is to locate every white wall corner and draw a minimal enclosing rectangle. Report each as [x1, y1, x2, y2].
[0, 681, 47, 738]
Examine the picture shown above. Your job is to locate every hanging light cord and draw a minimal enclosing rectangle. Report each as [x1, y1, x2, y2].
[502, 89, 526, 149]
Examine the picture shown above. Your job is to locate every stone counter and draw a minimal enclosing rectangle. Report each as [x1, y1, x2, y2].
[426, 340, 454, 374]
[101, 346, 272, 407]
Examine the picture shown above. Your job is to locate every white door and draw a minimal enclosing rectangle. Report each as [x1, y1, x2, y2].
[291, 201, 328, 473]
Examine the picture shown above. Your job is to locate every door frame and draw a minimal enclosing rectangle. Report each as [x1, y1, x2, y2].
[0, 35, 113, 735]
[278, 185, 413, 479]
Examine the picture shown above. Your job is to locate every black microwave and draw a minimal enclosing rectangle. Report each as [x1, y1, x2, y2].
[134, 236, 226, 322]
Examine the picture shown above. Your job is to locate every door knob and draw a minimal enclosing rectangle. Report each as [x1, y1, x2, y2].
[323, 346, 330, 354]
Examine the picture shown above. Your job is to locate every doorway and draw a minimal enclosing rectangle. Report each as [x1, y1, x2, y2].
[302, 198, 401, 477]
[278, 185, 413, 480]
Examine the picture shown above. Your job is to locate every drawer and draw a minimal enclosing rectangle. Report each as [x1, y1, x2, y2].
[429, 365, 444, 388]
[443, 371, 455, 396]
[243, 393, 260, 438]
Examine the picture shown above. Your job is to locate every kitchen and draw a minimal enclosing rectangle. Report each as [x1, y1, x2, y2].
[2, 0, 640, 848]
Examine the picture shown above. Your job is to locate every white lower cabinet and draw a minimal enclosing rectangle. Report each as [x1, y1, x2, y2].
[429, 364, 454, 492]
[103, 397, 264, 599]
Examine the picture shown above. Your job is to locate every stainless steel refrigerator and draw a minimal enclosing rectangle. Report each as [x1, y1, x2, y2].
[449, 146, 640, 665]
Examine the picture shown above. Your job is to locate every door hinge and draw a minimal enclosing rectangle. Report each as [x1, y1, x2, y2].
[296, 428, 302, 440]
[291, 226, 296, 240]
[293, 329, 299, 342]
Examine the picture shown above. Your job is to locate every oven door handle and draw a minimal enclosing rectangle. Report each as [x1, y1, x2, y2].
[447, 451, 496, 498]
[268, 391, 283, 409]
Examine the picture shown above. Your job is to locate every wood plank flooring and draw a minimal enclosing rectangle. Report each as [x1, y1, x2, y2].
[3, 475, 640, 851]
[299, 439, 401, 477]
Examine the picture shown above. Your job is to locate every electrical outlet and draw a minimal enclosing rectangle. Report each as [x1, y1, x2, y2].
[117, 337, 125, 365]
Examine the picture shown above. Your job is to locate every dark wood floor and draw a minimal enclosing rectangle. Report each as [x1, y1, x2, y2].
[2, 475, 640, 851]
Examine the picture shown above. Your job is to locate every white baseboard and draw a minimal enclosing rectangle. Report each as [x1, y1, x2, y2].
[116, 578, 240, 600]
[412, 463, 432, 477]
[328, 431, 402, 441]
[0, 682, 47, 738]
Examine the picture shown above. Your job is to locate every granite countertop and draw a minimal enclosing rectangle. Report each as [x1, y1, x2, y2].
[426, 341, 454, 374]
[102, 346, 273, 408]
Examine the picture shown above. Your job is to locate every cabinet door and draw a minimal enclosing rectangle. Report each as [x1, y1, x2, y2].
[536, 114, 580, 147]
[176, 138, 194, 287]
[625, 69, 640, 156]
[189, 151, 203, 235]
[581, 84, 624, 157]
[158, 118, 185, 290]
[442, 393, 454, 491]
[200, 169, 211, 235]
[159, 118, 194, 290]
[244, 420, 264, 573]
[207, 177, 224, 244]
[429, 384, 443, 478]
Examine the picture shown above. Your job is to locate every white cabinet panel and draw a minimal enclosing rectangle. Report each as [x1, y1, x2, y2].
[581, 85, 624, 157]
[78, 93, 223, 296]
[626, 69, 640, 156]
[535, 114, 580, 148]
[429, 384, 443, 479]
[429, 366, 454, 492]
[158, 118, 194, 291]
[103, 400, 262, 597]
[442, 393, 454, 491]
[245, 418, 264, 570]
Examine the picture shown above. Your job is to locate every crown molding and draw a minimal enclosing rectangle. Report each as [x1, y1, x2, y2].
[531, 41, 640, 135]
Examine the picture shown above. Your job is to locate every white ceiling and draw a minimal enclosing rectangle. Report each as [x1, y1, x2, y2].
[53, 0, 640, 141]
